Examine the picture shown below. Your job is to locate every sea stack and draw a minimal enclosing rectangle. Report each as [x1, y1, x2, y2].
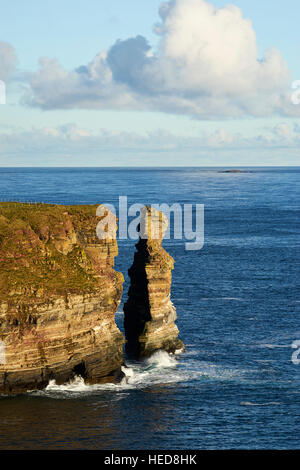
[0, 203, 124, 394]
[124, 206, 184, 359]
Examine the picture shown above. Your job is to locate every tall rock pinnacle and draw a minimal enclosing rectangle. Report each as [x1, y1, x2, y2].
[124, 206, 185, 359]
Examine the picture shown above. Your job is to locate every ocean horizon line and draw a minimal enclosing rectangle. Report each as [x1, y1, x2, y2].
[0, 165, 299, 170]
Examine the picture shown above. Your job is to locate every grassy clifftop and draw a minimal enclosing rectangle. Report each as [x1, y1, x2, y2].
[0, 202, 114, 303]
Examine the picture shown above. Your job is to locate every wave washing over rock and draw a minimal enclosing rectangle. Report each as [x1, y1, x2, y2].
[0, 203, 184, 394]
[42, 350, 184, 394]
[27, 349, 251, 399]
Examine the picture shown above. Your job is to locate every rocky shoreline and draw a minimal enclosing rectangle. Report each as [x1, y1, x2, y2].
[0, 203, 183, 394]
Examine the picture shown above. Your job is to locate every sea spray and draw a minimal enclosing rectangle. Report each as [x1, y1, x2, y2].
[145, 350, 177, 368]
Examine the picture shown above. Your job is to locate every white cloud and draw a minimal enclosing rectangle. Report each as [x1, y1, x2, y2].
[0, 122, 299, 162]
[23, 0, 298, 119]
[25, 52, 141, 111]
[153, 0, 288, 95]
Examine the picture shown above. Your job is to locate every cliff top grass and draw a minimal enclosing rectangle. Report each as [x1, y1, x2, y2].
[0, 202, 113, 304]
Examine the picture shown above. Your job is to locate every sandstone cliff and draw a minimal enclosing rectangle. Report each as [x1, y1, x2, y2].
[0, 203, 124, 393]
[124, 207, 184, 358]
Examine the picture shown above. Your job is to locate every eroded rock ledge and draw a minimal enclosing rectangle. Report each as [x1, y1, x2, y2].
[0, 203, 124, 393]
[124, 207, 184, 359]
[0, 203, 184, 394]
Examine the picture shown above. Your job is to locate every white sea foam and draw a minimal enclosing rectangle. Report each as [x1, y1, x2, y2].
[121, 365, 134, 377]
[240, 401, 281, 407]
[259, 343, 291, 349]
[175, 348, 185, 355]
[38, 351, 184, 396]
[46, 376, 95, 392]
[145, 350, 177, 367]
[32, 349, 256, 398]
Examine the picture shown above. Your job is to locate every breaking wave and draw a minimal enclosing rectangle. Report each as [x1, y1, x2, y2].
[27, 348, 260, 399]
[42, 350, 187, 396]
[145, 350, 177, 367]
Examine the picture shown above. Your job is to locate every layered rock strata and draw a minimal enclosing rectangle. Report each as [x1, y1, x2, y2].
[124, 207, 184, 358]
[0, 203, 124, 394]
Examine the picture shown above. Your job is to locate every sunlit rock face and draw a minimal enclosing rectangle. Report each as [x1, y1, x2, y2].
[124, 206, 184, 359]
[0, 203, 124, 394]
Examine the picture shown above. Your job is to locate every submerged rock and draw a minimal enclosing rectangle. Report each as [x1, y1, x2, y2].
[0, 203, 124, 394]
[124, 206, 184, 359]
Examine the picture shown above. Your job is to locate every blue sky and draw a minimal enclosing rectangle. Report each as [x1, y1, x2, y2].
[0, 0, 299, 166]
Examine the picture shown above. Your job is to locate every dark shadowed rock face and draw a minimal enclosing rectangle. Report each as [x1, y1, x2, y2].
[124, 207, 184, 359]
[0, 203, 124, 394]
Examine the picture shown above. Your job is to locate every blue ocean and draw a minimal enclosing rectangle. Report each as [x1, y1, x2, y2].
[0, 167, 299, 450]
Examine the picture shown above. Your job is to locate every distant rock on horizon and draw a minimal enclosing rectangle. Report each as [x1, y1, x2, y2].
[219, 169, 244, 173]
